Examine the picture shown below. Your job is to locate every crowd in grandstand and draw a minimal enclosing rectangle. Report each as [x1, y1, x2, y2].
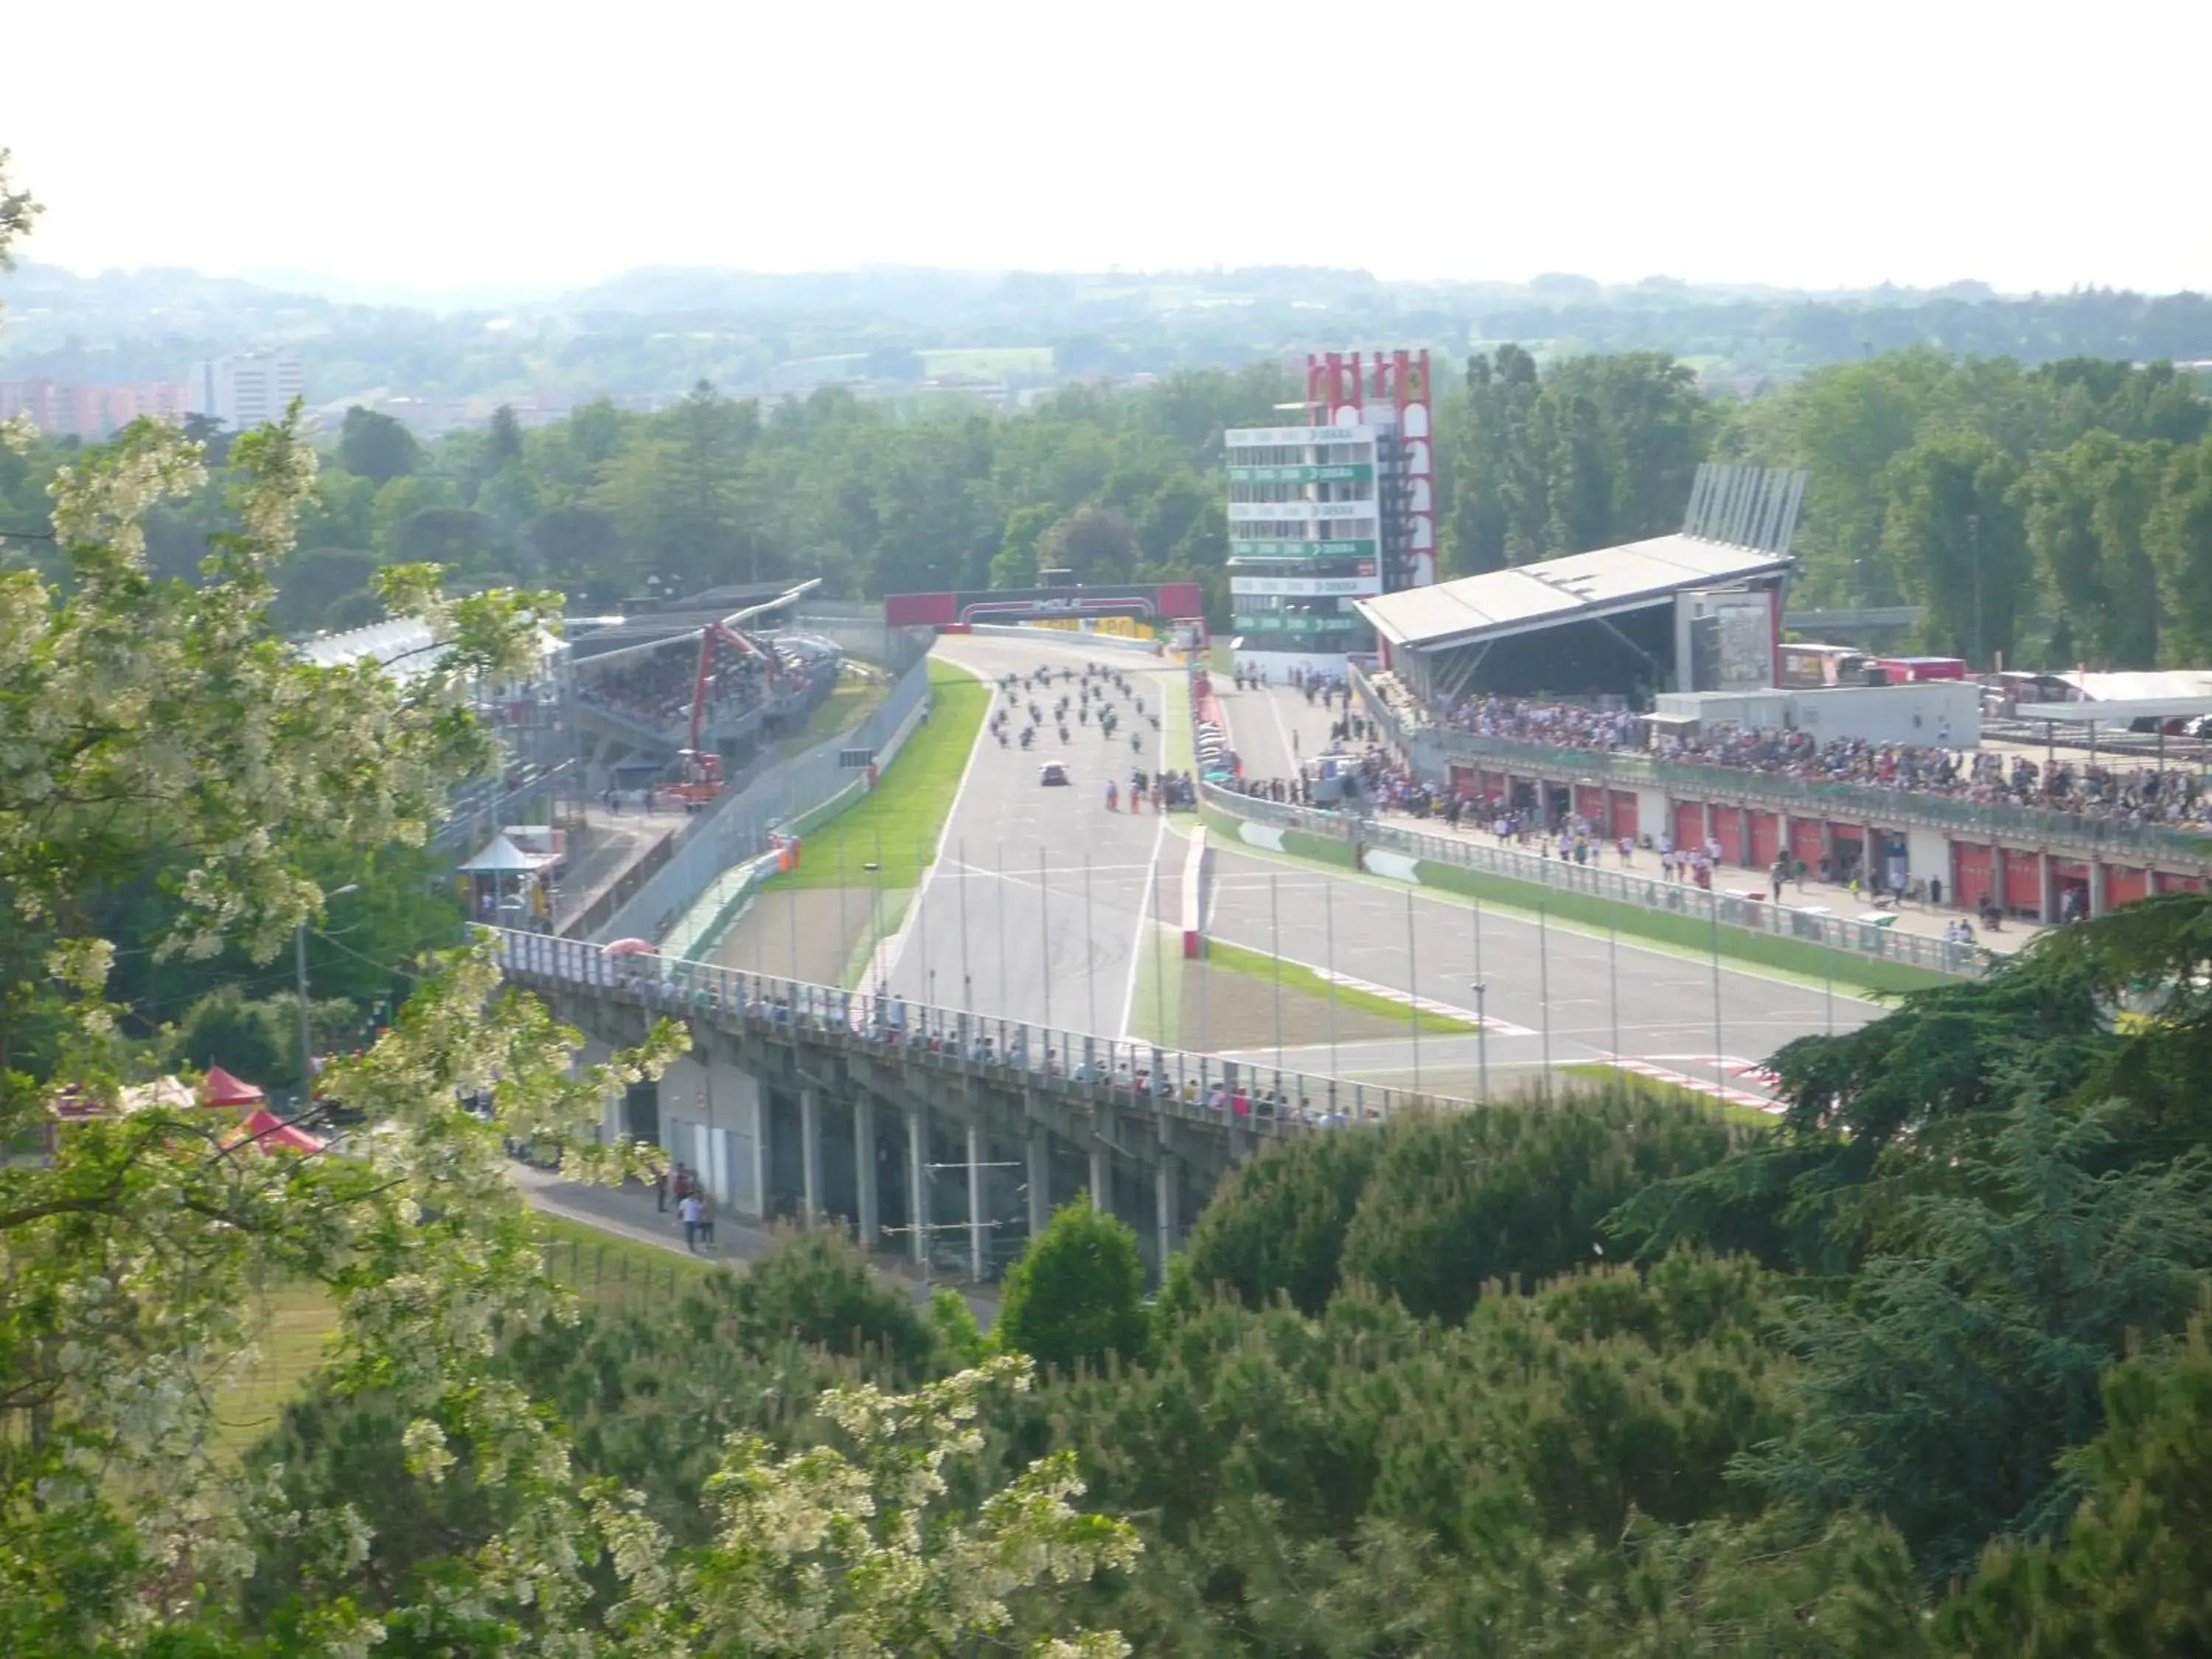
[1438, 692, 2212, 831]
[576, 640, 771, 734]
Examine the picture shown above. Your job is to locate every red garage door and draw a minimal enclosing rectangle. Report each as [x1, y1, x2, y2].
[1714, 810, 1745, 866]
[1449, 764, 1476, 799]
[2157, 871, 2204, 894]
[1609, 790, 1640, 844]
[2104, 865, 2149, 908]
[1952, 843, 1994, 911]
[1481, 770, 1507, 804]
[1574, 785, 1606, 825]
[1749, 812, 1781, 869]
[2003, 848, 2045, 916]
[1673, 801, 1705, 852]
[1790, 818, 1826, 869]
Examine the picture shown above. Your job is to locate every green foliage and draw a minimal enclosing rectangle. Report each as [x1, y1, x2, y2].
[1447, 346, 1717, 573]
[1938, 1301, 2212, 1657]
[998, 1194, 1150, 1375]
[1743, 1098, 2212, 1583]
[1163, 1126, 1385, 1317]
[335, 405, 420, 484]
[1336, 1092, 1735, 1324]
[719, 1222, 935, 1374]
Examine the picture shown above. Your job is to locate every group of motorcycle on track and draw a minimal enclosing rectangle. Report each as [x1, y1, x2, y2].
[989, 660, 1161, 759]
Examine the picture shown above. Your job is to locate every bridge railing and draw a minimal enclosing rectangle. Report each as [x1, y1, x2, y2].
[1200, 782, 1988, 980]
[490, 926, 1466, 1134]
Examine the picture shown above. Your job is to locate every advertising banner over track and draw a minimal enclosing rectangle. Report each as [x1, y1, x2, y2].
[886, 582, 1205, 629]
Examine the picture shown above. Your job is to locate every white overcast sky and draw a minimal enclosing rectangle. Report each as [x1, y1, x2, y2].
[10, 0, 2209, 293]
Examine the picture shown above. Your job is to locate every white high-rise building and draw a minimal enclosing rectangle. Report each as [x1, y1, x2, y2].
[188, 350, 305, 431]
[1223, 349, 1436, 675]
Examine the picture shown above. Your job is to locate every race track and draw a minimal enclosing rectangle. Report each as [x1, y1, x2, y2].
[875, 633, 1877, 1103]
[878, 634, 1192, 1044]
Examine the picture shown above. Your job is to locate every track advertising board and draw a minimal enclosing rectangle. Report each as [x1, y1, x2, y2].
[886, 582, 1205, 629]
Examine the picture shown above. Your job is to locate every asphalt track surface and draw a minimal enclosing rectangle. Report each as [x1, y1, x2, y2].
[878, 635, 1192, 1044]
[877, 636, 1878, 1100]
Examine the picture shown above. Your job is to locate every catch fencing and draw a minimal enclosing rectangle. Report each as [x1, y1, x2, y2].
[492, 926, 1467, 1134]
[1200, 781, 1988, 981]
[588, 653, 933, 945]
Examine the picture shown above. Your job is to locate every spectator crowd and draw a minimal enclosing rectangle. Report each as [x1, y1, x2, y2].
[1430, 690, 2212, 832]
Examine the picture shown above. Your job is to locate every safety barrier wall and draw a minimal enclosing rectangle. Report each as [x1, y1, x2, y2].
[587, 653, 933, 945]
[1182, 827, 1208, 959]
[1200, 781, 1985, 981]
[490, 925, 1464, 1131]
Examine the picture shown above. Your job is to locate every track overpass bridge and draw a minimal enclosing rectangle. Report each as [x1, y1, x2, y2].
[493, 930, 1448, 1281]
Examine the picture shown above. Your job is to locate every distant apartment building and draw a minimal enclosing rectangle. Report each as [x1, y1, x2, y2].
[0, 377, 195, 438]
[189, 349, 305, 431]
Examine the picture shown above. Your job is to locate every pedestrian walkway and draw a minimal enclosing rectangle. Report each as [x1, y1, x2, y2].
[506, 1159, 998, 1322]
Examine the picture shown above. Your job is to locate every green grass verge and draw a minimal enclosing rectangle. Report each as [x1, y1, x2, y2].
[786, 672, 889, 751]
[206, 1281, 339, 1463]
[1408, 856, 1941, 997]
[1160, 669, 1194, 776]
[1200, 805, 1938, 997]
[1562, 1062, 1779, 1131]
[200, 1212, 723, 1465]
[538, 1212, 726, 1311]
[1203, 937, 1480, 1034]
[766, 657, 988, 891]
[1124, 920, 1185, 1048]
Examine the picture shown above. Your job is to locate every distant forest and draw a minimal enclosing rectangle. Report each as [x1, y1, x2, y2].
[4, 261, 2211, 406]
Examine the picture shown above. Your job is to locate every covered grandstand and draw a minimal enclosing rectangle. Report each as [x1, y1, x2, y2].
[1357, 533, 1793, 706]
[564, 578, 841, 787]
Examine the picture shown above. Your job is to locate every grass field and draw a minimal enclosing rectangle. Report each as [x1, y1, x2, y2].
[765, 656, 989, 891]
[201, 1212, 727, 1464]
[538, 1212, 727, 1312]
[206, 1280, 341, 1462]
[919, 346, 1053, 378]
[1203, 937, 1480, 1034]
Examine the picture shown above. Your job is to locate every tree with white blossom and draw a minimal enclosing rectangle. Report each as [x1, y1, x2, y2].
[0, 154, 1138, 1658]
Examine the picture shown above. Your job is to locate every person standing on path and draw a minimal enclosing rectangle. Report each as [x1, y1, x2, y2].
[698, 1189, 716, 1251]
[679, 1192, 702, 1253]
[653, 1168, 668, 1212]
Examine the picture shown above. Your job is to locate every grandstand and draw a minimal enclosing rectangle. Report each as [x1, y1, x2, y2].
[564, 578, 840, 790]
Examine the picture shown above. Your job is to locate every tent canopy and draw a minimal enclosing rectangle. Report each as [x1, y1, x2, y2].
[459, 832, 552, 874]
[199, 1064, 265, 1107]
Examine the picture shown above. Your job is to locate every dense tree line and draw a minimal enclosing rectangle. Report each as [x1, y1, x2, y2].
[229, 923, 2212, 1655]
[1449, 344, 2212, 667]
[10, 333, 2212, 670]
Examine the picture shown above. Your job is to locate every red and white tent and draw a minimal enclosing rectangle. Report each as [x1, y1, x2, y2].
[231, 1107, 327, 1155]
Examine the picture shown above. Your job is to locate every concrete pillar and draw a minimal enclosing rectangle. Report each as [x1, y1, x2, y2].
[2090, 863, 2107, 919]
[1027, 1129, 1051, 1239]
[967, 1121, 987, 1283]
[905, 1107, 928, 1267]
[1155, 1152, 1179, 1268]
[1090, 1144, 1110, 1214]
[799, 1086, 822, 1221]
[853, 1095, 879, 1249]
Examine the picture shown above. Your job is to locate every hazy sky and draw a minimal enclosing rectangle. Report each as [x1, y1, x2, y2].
[11, 0, 2209, 294]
